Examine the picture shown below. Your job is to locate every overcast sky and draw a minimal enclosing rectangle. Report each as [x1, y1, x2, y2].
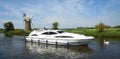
[0, 0, 120, 29]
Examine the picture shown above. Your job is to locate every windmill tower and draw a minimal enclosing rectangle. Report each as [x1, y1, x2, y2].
[23, 13, 33, 31]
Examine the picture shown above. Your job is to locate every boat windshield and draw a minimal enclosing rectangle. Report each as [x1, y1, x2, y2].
[57, 31, 64, 33]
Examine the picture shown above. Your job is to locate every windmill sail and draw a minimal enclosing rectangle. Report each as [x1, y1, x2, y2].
[23, 13, 26, 18]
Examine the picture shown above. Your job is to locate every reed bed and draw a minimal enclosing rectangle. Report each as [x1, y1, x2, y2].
[4, 30, 31, 36]
[0, 28, 120, 38]
[65, 28, 120, 38]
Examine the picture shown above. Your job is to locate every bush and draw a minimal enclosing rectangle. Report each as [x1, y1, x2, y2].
[95, 22, 108, 33]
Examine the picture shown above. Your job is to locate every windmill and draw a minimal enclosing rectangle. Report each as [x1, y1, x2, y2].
[23, 13, 33, 31]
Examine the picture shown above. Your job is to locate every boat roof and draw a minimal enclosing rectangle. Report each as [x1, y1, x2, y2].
[31, 29, 64, 33]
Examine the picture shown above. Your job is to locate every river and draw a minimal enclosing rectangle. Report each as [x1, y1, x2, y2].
[0, 33, 120, 59]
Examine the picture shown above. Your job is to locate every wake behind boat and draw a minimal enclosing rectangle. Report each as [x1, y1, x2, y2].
[26, 29, 94, 45]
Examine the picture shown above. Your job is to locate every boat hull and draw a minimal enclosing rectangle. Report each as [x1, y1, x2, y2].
[26, 37, 93, 45]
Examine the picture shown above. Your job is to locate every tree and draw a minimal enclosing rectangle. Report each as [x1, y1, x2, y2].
[4, 22, 14, 31]
[95, 22, 108, 32]
[52, 21, 59, 30]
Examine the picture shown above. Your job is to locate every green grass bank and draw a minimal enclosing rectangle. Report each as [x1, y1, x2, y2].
[0, 29, 31, 36]
[0, 28, 120, 38]
[64, 28, 120, 38]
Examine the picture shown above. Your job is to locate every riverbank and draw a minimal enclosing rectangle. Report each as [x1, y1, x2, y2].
[0, 28, 120, 38]
[65, 28, 120, 38]
[0, 29, 31, 36]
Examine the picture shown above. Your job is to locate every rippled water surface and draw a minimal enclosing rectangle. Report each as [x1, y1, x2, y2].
[0, 33, 120, 59]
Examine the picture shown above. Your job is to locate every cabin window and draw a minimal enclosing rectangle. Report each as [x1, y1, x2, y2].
[42, 32, 49, 35]
[49, 32, 57, 35]
[57, 31, 64, 33]
[42, 32, 57, 35]
[31, 34, 38, 36]
[55, 36, 73, 38]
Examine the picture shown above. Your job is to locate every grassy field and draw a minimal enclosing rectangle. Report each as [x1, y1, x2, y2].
[0, 29, 31, 36]
[64, 28, 120, 38]
[0, 28, 120, 38]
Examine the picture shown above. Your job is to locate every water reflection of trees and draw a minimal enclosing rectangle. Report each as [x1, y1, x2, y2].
[25, 42, 93, 59]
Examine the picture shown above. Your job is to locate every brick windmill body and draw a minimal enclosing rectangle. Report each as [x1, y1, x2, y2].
[23, 13, 33, 31]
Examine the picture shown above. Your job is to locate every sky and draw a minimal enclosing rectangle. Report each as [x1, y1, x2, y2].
[0, 0, 120, 29]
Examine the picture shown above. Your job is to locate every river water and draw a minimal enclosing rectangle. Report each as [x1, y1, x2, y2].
[0, 33, 120, 59]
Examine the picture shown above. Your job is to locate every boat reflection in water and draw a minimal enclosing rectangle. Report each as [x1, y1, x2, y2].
[25, 42, 93, 59]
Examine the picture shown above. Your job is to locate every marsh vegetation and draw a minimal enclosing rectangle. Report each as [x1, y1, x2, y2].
[0, 21, 120, 38]
[65, 28, 120, 38]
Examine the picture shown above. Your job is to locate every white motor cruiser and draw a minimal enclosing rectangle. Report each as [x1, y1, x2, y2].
[26, 29, 94, 45]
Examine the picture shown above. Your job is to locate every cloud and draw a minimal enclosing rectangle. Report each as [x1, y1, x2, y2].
[16, 0, 89, 28]
[0, 0, 120, 28]
[87, 0, 94, 5]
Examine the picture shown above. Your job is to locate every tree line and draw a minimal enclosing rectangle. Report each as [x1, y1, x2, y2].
[2, 21, 120, 33]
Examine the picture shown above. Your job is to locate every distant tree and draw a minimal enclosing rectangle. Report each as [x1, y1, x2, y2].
[0, 28, 4, 30]
[52, 21, 59, 30]
[113, 25, 120, 28]
[113, 25, 120, 31]
[33, 28, 39, 30]
[76, 27, 94, 29]
[95, 22, 108, 32]
[106, 25, 111, 28]
[4, 22, 14, 31]
[76, 27, 84, 29]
